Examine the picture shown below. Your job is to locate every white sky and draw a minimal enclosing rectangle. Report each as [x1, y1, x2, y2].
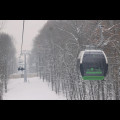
[2, 20, 47, 57]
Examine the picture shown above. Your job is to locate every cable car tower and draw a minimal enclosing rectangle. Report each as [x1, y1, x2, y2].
[18, 20, 31, 82]
[78, 25, 108, 80]
[18, 56, 24, 72]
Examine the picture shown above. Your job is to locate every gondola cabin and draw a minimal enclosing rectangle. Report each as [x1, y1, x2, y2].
[78, 50, 108, 80]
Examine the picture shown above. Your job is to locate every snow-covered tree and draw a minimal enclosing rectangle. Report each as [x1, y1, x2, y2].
[30, 20, 120, 100]
[0, 33, 16, 100]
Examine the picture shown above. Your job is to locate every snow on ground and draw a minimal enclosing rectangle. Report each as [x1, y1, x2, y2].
[3, 77, 66, 100]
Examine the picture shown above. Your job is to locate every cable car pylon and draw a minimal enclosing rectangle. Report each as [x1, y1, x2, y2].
[18, 20, 28, 83]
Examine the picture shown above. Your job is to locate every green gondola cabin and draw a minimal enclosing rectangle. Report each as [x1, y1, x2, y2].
[78, 50, 108, 80]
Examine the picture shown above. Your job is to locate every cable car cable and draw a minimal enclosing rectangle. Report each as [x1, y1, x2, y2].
[21, 20, 25, 55]
[18, 20, 25, 71]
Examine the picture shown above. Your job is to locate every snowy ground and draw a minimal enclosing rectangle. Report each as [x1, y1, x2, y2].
[3, 77, 66, 100]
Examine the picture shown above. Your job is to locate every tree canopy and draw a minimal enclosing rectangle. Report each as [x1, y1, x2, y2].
[30, 20, 120, 100]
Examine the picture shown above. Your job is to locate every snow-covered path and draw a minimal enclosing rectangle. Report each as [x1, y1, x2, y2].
[3, 77, 66, 100]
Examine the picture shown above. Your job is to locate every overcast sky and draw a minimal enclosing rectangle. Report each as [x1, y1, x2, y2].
[2, 20, 47, 57]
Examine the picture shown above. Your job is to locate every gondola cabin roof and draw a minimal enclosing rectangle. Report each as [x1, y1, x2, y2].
[78, 50, 108, 64]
